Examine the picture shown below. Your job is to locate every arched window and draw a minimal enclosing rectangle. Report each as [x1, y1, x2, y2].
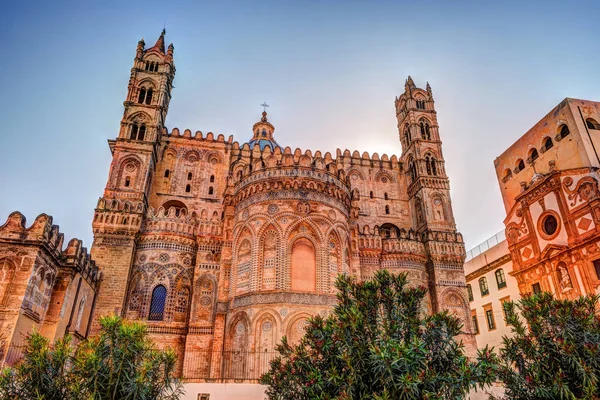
[467, 284, 473, 302]
[145, 89, 153, 105]
[384, 192, 389, 200]
[187, 172, 192, 180]
[291, 238, 316, 292]
[208, 186, 214, 195]
[185, 184, 191, 193]
[138, 125, 146, 141]
[416, 100, 425, 109]
[408, 160, 417, 182]
[138, 88, 146, 104]
[148, 285, 167, 321]
[515, 159, 525, 173]
[164, 169, 170, 178]
[130, 124, 138, 140]
[404, 128, 410, 144]
[369, 191, 373, 199]
[495, 269, 506, 289]
[559, 124, 570, 139]
[479, 277, 489, 296]
[210, 175, 215, 183]
[542, 137, 553, 152]
[502, 168, 512, 182]
[262, 129, 267, 137]
[124, 176, 131, 187]
[528, 148, 539, 163]
[425, 123, 431, 140]
[385, 205, 390, 214]
[586, 118, 600, 130]
[420, 122, 426, 138]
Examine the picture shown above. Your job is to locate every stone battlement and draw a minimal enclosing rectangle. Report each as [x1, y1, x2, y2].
[0, 212, 100, 285]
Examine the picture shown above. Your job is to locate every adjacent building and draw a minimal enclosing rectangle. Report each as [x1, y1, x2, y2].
[0, 212, 100, 366]
[88, 29, 476, 390]
[464, 232, 517, 349]
[495, 98, 600, 299]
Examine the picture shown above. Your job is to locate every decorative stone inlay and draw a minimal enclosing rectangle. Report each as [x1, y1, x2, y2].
[267, 204, 279, 214]
[232, 292, 337, 308]
[296, 201, 311, 215]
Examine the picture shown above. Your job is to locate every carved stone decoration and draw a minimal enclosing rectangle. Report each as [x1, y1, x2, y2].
[267, 204, 279, 215]
[296, 201, 311, 215]
[563, 176, 599, 207]
[557, 263, 573, 291]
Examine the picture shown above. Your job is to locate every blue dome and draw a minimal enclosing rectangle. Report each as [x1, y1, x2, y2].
[247, 138, 281, 151]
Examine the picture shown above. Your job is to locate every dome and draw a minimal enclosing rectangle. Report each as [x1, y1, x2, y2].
[247, 138, 281, 151]
[245, 109, 282, 151]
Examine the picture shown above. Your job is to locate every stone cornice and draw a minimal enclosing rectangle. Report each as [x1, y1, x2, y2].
[465, 254, 512, 282]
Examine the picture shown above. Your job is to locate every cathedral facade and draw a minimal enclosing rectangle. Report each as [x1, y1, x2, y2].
[90, 31, 475, 379]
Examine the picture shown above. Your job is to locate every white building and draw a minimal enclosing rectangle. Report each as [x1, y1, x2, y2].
[464, 231, 519, 350]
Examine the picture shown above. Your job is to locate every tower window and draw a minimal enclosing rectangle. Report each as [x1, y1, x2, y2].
[369, 191, 373, 199]
[138, 124, 146, 141]
[384, 192, 389, 200]
[502, 168, 512, 182]
[467, 284, 473, 302]
[138, 88, 146, 104]
[148, 285, 167, 321]
[262, 129, 267, 137]
[425, 123, 431, 140]
[210, 175, 215, 183]
[385, 205, 390, 214]
[514, 159, 525, 173]
[528, 148, 539, 163]
[145, 89, 153, 105]
[542, 137, 553, 152]
[208, 186, 214, 195]
[185, 184, 191, 193]
[188, 172, 192, 180]
[586, 118, 600, 130]
[416, 100, 425, 109]
[124, 176, 131, 187]
[130, 124, 138, 140]
[559, 124, 570, 139]
[408, 160, 417, 182]
[164, 169, 170, 178]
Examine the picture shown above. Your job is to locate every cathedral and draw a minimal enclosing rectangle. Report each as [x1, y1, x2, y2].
[89, 30, 475, 379]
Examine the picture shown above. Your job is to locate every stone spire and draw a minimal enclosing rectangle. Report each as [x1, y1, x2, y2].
[150, 29, 166, 53]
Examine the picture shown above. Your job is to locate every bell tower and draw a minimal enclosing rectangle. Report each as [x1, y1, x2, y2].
[90, 31, 175, 332]
[396, 78, 476, 346]
[396, 76, 456, 233]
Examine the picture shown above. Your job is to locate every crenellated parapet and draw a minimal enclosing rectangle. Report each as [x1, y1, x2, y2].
[93, 197, 144, 236]
[0, 212, 100, 286]
[163, 127, 234, 146]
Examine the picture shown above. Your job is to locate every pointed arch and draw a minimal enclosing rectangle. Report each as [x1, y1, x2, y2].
[0, 259, 16, 307]
[260, 227, 279, 291]
[290, 237, 316, 292]
[192, 273, 217, 323]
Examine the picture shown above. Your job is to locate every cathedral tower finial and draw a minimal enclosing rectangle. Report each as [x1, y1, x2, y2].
[151, 29, 166, 53]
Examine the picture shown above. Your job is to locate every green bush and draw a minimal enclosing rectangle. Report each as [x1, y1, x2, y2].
[261, 270, 498, 399]
[0, 315, 183, 400]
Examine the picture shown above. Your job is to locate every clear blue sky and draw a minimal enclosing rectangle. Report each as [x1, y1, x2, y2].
[1, 0, 599, 250]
